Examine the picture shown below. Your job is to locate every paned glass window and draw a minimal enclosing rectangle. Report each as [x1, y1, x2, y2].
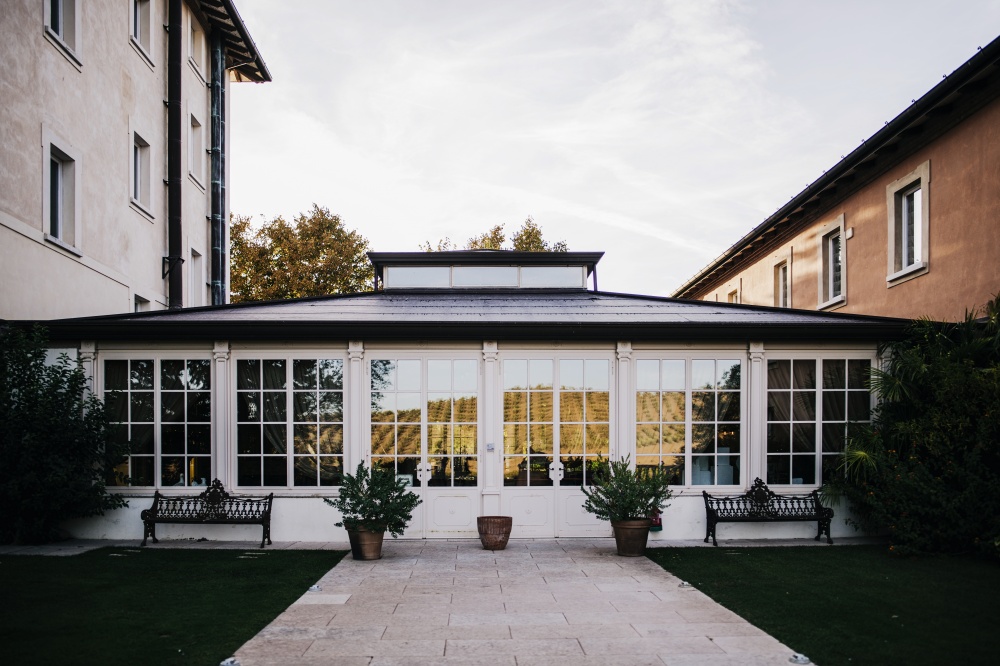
[370, 358, 479, 487]
[237, 358, 344, 487]
[426, 359, 478, 487]
[503, 360, 555, 486]
[766, 358, 871, 485]
[104, 358, 211, 488]
[503, 358, 611, 487]
[558, 359, 610, 486]
[105, 359, 154, 486]
[635, 358, 741, 486]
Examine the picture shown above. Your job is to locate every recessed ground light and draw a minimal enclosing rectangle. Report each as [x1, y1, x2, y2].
[789, 653, 811, 664]
[678, 581, 693, 588]
[308, 585, 322, 592]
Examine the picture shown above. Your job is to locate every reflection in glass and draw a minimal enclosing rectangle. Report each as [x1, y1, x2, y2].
[160, 391, 184, 422]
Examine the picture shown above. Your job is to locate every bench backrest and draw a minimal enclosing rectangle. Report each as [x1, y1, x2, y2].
[703, 477, 820, 517]
[151, 479, 272, 520]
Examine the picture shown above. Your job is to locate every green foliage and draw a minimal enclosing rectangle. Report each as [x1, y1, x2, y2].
[421, 216, 568, 252]
[581, 456, 673, 522]
[230, 204, 373, 302]
[831, 296, 1000, 556]
[323, 463, 422, 538]
[0, 327, 129, 544]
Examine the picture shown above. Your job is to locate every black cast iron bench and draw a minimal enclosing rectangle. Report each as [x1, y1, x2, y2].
[140, 479, 274, 548]
[702, 478, 833, 546]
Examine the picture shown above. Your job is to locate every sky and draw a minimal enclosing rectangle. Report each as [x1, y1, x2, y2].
[228, 0, 1000, 296]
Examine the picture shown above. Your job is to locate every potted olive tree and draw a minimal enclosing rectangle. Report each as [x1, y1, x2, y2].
[581, 456, 673, 556]
[324, 463, 421, 560]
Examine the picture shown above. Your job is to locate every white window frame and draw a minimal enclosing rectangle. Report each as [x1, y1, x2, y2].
[774, 260, 789, 308]
[497, 353, 613, 489]
[632, 352, 745, 490]
[130, 0, 154, 66]
[188, 12, 207, 79]
[762, 352, 876, 489]
[131, 131, 152, 216]
[42, 128, 81, 255]
[99, 353, 215, 492]
[189, 248, 204, 307]
[817, 214, 846, 310]
[43, 0, 82, 68]
[886, 161, 930, 285]
[188, 113, 205, 187]
[232, 351, 351, 491]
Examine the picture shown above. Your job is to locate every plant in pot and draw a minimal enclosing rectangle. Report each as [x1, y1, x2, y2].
[323, 463, 421, 560]
[581, 456, 673, 556]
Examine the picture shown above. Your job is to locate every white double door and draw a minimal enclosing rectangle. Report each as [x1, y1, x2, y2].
[367, 356, 482, 538]
[496, 356, 614, 537]
[365, 353, 615, 538]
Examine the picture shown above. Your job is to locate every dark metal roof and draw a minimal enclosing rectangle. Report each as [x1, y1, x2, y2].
[25, 290, 908, 343]
[672, 34, 1000, 298]
[195, 0, 271, 83]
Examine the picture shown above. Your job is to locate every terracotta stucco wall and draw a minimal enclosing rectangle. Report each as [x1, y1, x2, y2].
[696, 96, 1000, 321]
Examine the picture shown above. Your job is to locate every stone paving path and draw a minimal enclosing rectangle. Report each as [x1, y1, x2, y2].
[234, 538, 801, 666]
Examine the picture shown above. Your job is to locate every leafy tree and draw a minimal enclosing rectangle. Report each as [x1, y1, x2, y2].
[230, 204, 373, 302]
[0, 327, 129, 544]
[831, 296, 1000, 557]
[421, 217, 568, 252]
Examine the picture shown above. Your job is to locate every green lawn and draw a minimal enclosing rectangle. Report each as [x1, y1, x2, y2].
[646, 545, 999, 666]
[0, 547, 346, 666]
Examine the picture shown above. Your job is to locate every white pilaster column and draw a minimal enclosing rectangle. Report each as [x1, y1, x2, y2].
[213, 341, 231, 486]
[481, 341, 500, 515]
[615, 341, 633, 463]
[79, 341, 96, 394]
[348, 341, 365, 470]
[748, 341, 766, 487]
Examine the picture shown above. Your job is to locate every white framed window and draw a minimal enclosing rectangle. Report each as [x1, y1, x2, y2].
[189, 249, 204, 307]
[236, 357, 347, 488]
[103, 357, 213, 488]
[188, 114, 204, 186]
[130, 0, 153, 63]
[44, 0, 81, 66]
[765, 356, 872, 486]
[501, 358, 609, 488]
[43, 132, 81, 252]
[634, 356, 743, 487]
[369, 357, 480, 488]
[774, 261, 789, 308]
[817, 214, 845, 309]
[886, 161, 930, 284]
[188, 13, 206, 76]
[131, 132, 151, 211]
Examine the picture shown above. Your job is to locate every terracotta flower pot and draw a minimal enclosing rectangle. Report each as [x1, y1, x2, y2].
[477, 516, 513, 550]
[347, 526, 385, 560]
[611, 518, 652, 557]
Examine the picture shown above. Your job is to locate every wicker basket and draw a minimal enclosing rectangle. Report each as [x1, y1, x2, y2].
[477, 515, 513, 550]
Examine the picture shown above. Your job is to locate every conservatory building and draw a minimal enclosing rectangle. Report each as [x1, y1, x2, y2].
[39, 251, 905, 543]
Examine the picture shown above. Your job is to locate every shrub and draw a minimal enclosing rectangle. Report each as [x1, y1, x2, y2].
[0, 327, 129, 544]
[581, 456, 673, 522]
[323, 463, 421, 538]
[832, 297, 1000, 556]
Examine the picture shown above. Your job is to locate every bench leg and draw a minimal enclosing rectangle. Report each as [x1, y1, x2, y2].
[260, 521, 271, 549]
[141, 521, 158, 547]
[817, 510, 834, 545]
[705, 519, 718, 547]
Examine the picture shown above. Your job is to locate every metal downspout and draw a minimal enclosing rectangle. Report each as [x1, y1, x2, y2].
[210, 30, 225, 305]
[166, 0, 184, 308]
